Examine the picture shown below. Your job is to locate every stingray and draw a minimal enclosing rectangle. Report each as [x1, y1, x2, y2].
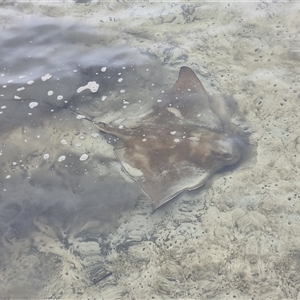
[90, 66, 244, 210]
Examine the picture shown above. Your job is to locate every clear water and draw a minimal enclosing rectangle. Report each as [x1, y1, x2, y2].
[0, 2, 300, 299]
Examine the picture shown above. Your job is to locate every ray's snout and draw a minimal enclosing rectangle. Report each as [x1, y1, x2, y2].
[213, 134, 242, 166]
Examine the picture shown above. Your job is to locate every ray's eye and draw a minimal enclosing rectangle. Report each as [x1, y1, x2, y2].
[222, 152, 232, 159]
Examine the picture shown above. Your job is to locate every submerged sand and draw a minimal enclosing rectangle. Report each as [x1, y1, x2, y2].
[0, 1, 300, 299]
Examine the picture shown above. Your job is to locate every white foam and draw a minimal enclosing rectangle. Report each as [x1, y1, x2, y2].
[29, 102, 38, 109]
[41, 73, 52, 81]
[58, 155, 66, 162]
[76, 81, 99, 93]
[79, 154, 88, 161]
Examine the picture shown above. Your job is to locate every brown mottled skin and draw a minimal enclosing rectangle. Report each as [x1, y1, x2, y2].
[95, 67, 243, 209]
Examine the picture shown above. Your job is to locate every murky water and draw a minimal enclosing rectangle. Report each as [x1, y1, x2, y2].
[1, 2, 300, 299]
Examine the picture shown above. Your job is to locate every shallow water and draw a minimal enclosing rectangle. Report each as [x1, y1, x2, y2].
[1, 2, 300, 299]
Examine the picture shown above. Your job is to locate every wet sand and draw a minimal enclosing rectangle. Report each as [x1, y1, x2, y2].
[0, 1, 300, 299]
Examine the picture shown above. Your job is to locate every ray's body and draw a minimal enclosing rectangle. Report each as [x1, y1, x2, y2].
[95, 67, 244, 209]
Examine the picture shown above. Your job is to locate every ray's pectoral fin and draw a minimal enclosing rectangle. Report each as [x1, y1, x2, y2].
[146, 165, 209, 210]
[169, 66, 222, 131]
[115, 146, 210, 209]
[171, 66, 207, 94]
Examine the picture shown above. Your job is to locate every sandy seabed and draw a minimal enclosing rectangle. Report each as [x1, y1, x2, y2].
[0, 1, 300, 299]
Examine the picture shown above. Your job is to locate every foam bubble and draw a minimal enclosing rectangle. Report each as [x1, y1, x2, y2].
[76, 81, 99, 93]
[41, 73, 52, 81]
[29, 102, 38, 109]
[60, 139, 68, 145]
[79, 154, 88, 161]
[58, 155, 66, 162]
